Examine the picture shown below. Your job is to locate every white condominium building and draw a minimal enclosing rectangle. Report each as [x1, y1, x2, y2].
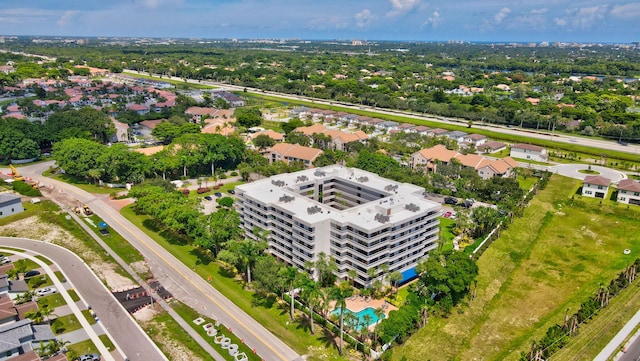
[235, 165, 441, 287]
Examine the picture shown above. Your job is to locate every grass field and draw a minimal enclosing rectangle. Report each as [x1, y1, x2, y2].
[120, 205, 349, 361]
[391, 175, 640, 361]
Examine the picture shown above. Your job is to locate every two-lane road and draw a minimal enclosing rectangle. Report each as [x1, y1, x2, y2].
[14, 162, 302, 361]
[0, 237, 165, 361]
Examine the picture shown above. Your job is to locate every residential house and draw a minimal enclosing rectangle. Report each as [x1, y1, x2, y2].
[0, 193, 23, 219]
[294, 124, 368, 151]
[0, 319, 56, 359]
[185, 106, 220, 122]
[214, 91, 245, 107]
[411, 144, 518, 179]
[0, 65, 15, 74]
[265, 143, 323, 168]
[510, 143, 548, 162]
[463, 134, 487, 147]
[127, 104, 149, 116]
[251, 130, 285, 143]
[446, 131, 467, 144]
[427, 128, 449, 137]
[477, 141, 507, 154]
[582, 175, 611, 199]
[617, 179, 640, 205]
[397, 123, 416, 133]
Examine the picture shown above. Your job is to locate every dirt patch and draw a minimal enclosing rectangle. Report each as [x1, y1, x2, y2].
[133, 304, 161, 322]
[0, 216, 136, 291]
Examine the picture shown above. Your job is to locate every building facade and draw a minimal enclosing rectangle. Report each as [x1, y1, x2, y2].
[582, 175, 611, 199]
[617, 179, 640, 205]
[0, 194, 23, 219]
[510, 143, 548, 162]
[235, 165, 441, 287]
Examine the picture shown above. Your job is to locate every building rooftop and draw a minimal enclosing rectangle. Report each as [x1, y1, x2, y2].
[237, 165, 440, 230]
[0, 193, 21, 204]
[619, 179, 640, 192]
[583, 175, 611, 187]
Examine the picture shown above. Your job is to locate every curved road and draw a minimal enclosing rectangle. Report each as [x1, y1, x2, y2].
[0, 237, 164, 361]
[13, 162, 302, 361]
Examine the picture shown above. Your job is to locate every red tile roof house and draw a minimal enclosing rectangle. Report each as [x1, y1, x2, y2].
[582, 175, 611, 199]
[410, 144, 518, 179]
[266, 143, 323, 168]
[510, 143, 548, 162]
[477, 141, 507, 154]
[617, 179, 640, 205]
[127, 103, 150, 115]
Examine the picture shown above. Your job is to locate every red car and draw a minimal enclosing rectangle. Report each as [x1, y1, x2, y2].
[443, 211, 452, 218]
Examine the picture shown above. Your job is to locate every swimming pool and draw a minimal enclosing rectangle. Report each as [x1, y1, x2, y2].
[332, 306, 385, 328]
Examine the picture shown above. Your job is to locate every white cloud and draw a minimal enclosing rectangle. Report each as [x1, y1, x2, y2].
[554, 5, 608, 30]
[530, 8, 547, 15]
[387, 0, 420, 17]
[355, 9, 373, 29]
[611, 3, 640, 19]
[423, 10, 442, 27]
[494, 7, 511, 24]
[57, 10, 78, 27]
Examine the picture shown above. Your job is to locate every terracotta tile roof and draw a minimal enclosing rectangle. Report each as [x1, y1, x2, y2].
[295, 123, 326, 136]
[430, 128, 448, 135]
[127, 104, 149, 111]
[134, 145, 164, 156]
[252, 130, 284, 141]
[618, 179, 640, 192]
[466, 134, 486, 140]
[415, 144, 458, 163]
[501, 156, 519, 168]
[454, 153, 484, 168]
[185, 106, 219, 116]
[478, 141, 506, 151]
[512, 143, 544, 152]
[139, 119, 165, 130]
[583, 175, 611, 187]
[269, 143, 323, 162]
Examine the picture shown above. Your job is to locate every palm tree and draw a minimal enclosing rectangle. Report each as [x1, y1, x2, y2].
[330, 282, 353, 355]
[347, 269, 358, 287]
[389, 271, 403, 295]
[87, 168, 103, 186]
[300, 276, 322, 334]
[279, 266, 299, 320]
[25, 309, 45, 324]
[373, 307, 385, 348]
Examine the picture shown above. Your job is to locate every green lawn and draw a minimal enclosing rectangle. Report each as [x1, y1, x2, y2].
[82, 309, 98, 325]
[120, 205, 349, 361]
[171, 300, 262, 361]
[68, 289, 80, 302]
[439, 217, 456, 251]
[142, 307, 212, 360]
[0, 200, 58, 227]
[88, 214, 145, 266]
[38, 293, 66, 309]
[52, 313, 83, 334]
[392, 175, 640, 361]
[517, 175, 540, 191]
[67, 339, 99, 357]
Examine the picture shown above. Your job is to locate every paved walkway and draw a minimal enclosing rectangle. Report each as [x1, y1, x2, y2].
[594, 308, 640, 360]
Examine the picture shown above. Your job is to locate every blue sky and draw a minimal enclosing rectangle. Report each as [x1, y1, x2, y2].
[0, 0, 639, 42]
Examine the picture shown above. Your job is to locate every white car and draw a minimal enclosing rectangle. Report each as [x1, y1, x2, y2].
[35, 287, 57, 297]
[0, 257, 11, 265]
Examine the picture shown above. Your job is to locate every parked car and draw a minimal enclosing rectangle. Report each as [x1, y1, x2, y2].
[35, 287, 57, 297]
[24, 270, 40, 278]
[460, 200, 474, 208]
[214, 192, 222, 197]
[78, 354, 100, 361]
[443, 211, 452, 218]
[204, 195, 213, 201]
[444, 197, 457, 205]
[228, 189, 235, 195]
[0, 257, 11, 265]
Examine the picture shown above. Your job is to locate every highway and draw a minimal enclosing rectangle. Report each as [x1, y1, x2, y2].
[0, 237, 164, 361]
[16, 162, 303, 361]
[124, 70, 640, 156]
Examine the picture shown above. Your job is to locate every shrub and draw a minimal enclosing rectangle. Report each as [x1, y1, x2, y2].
[196, 187, 210, 194]
[181, 189, 190, 195]
[12, 181, 42, 197]
[230, 171, 238, 176]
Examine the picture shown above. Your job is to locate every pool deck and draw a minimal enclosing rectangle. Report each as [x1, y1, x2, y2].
[341, 296, 398, 317]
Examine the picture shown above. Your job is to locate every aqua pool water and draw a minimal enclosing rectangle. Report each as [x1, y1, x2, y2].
[332, 306, 385, 327]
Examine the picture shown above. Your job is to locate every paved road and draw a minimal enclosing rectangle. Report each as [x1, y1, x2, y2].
[549, 164, 628, 183]
[0, 238, 163, 361]
[15, 162, 302, 361]
[595, 308, 640, 361]
[126, 70, 640, 156]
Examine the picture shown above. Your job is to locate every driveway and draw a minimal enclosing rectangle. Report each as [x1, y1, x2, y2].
[548, 164, 628, 183]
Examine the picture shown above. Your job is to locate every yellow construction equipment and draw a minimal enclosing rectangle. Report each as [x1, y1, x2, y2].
[9, 164, 24, 181]
[82, 204, 93, 216]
